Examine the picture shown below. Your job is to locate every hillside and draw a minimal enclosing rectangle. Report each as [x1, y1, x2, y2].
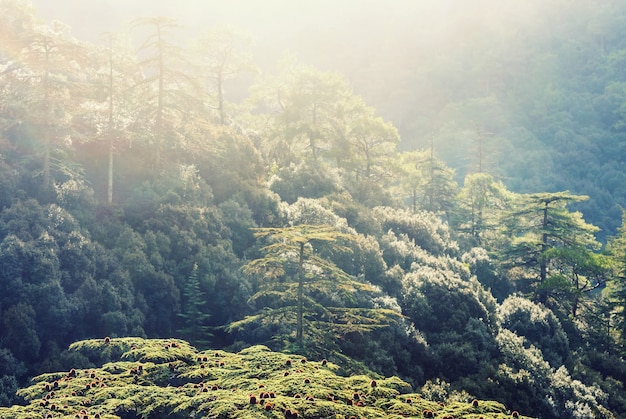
[305, 0, 626, 242]
[1, 2, 626, 419]
[30, 0, 626, 240]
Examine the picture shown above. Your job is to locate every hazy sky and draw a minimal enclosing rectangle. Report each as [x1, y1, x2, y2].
[29, 1, 530, 51]
[29, 0, 545, 132]
[30, 1, 541, 76]
[31, 1, 453, 38]
[29, 0, 543, 65]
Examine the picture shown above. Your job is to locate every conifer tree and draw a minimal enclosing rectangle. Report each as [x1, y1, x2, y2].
[605, 212, 626, 348]
[455, 172, 511, 246]
[5, 16, 87, 190]
[501, 191, 601, 306]
[99, 33, 141, 203]
[251, 62, 355, 166]
[195, 25, 256, 125]
[177, 263, 212, 347]
[400, 148, 458, 217]
[77, 32, 141, 204]
[230, 224, 400, 353]
[132, 16, 200, 171]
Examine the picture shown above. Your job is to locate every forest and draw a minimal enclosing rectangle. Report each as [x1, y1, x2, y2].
[1, 0, 626, 418]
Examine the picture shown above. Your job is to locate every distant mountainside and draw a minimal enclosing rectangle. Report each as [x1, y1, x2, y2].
[31, 0, 626, 239]
[361, 0, 626, 242]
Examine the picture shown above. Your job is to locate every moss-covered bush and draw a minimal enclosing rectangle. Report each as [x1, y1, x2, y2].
[0, 337, 533, 419]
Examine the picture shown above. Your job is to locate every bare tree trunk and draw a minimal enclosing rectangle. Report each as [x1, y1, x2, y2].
[296, 242, 305, 348]
[107, 40, 114, 204]
[540, 203, 548, 284]
[217, 71, 225, 125]
[155, 22, 165, 169]
[108, 140, 114, 203]
[42, 49, 51, 190]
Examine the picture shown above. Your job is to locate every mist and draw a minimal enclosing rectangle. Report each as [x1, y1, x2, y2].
[27, 0, 622, 236]
[30, 0, 545, 115]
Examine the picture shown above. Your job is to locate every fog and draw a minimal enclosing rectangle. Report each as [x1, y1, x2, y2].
[30, 0, 544, 78]
[29, 0, 550, 145]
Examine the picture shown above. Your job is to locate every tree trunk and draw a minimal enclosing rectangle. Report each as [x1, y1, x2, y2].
[108, 140, 114, 204]
[155, 22, 164, 170]
[107, 44, 114, 204]
[540, 203, 549, 284]
[42, 49, 51, 190]
[217, 71, 225, 125]
[296, 242, 305, 348]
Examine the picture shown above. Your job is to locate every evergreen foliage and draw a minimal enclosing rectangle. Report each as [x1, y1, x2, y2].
[605, 212, 626, 351]
[231, 224, 401, 355]
[177, 263, 212, 347]
[0, 337, 533, 419]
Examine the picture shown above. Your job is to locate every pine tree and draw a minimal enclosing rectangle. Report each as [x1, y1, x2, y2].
[455, 172, 511, 246]
[501, 191, 601, 309]
[131, 16, 200, 171]
[605, 212, 626, 349]
[397, 148, 457, 218]
[5, 16, 87, 191]
[195, 25, 256, 125]
[230, 224, 400, 354]
[177, 263, 212, 347]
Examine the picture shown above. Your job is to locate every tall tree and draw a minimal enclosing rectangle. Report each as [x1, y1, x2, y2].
[470, 121, 492, 174]
[398, 147, 458, 217]
[455, 172, 510, 246]
[230, 224, 400, 353]
[177, 263, 212, 347]
[340, 104, 400, 207]
[132, 17, 199, 171]
[346, 108, 399, 181]
[396, 150, 424, 214]
[605, 212, 626, 348]
[250, 62, 354, 166]
[501, 191, 600, 300]
[6, 17, 86, 190]
[0, 0, 35, 176]
[195, 26, 256, 125]
[101, 34, 140, 203]
[77, 33, 142, 204]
